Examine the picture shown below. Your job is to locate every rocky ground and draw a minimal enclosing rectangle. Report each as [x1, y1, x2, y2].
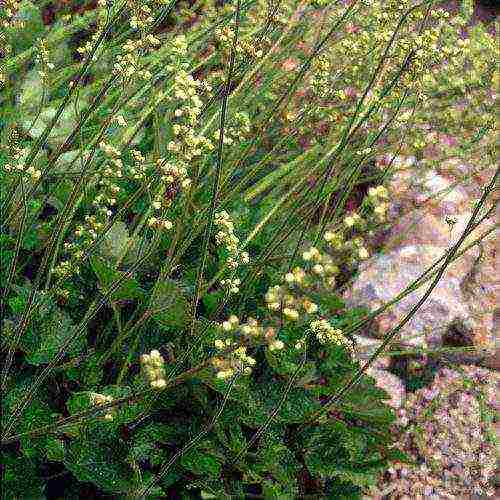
[346, 152, 498, 497]
[331, 2, 499, 496]
[368, 365, 498, 498]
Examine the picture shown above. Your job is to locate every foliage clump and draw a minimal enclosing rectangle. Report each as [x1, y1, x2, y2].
[0, 0, 496, 497]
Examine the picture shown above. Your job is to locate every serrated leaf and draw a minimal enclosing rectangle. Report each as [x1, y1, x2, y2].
[8, 2, 45, 51]
[304, 422, 384, 488]
[22, 104, 78, 148]
[261, 479, 297, 499]
[262, 384, 321, 424]
[91, 256, 144, 301]
[150, 280, 188, 329]
[385, 447, 413, 465]
[46, 436, 65, 461]
[2, 378, 60, 459]
[65, 439, 136, 494]
[181, 448, 222, 479]
[66, 391, 94, 415]
[257, 443, 301, 486]
[202, 290, 223, 315]
[97, 221, 131, 262]
[65, 351, 103, 388]
[24, 298, 82, 366]
[1, 453, 45, 499]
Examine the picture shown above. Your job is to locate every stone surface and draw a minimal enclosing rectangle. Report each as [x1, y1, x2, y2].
[352, 154, 498, 498]
[365, 366, 498, 499]
[345, 155, 497, 361]
[366, 367, 406, 409]
[352, 334, 390, 370]
[345, 244, 474, 349]
[353, 336, 406, 409]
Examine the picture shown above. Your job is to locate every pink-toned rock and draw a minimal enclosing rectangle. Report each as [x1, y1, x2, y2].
[367, 366, 498, 499]
[345, 244, 475, 349]
[352, 335, 406, 408]
[366, 367, 406, 409]
[352, 334, 390, 370]
[345, 155, 497, 360]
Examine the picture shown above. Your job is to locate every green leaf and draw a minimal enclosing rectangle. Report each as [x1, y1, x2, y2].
[129, 424, 165, 465]
[181, 448, 222, 479]
[150, 280, 188, 329]
[97, 221, 131, 262]
[65, 438, 136, 494]
[303, 422, 384, 488]
[67, 386, 143, 432]
[66, 391, 94, 415]
[2, 378, 60, 459]
[1, 453, 45, 499]
[262, 479, 297, 499]
[216, 421, 247, 454]
[8, 295, 26, 314]
[318, 350, 395, 429]
[46, 436, 65, 461]
[65, 351, 103, 388]
[202, 290, 224, 315]
[30, 103, 79, 146]
[385, 447, 413, 465]
[24, 296, 82, 366]
[256, 443, 301, 487]
[8, 2, 45, 51]
[261, 384, 321, 424]
[91, 256, 144, 301]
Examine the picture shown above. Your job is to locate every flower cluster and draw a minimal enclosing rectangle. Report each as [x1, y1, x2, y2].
[212, 314, 287, 380]
[128, 2, 155, 30]
[211, 346, 254, 380]
[35, 40, 55, 84]
[324, 184, 391, 265]
[264, 245, 341, 323]
[146, 157, 192, 230]
[1, 0, 24, 29]
[90, 392, 114, 421]
[96, 141, 124, 208]
[0, 30, 10, 87]
[166, 79, 212, 154]
[2, 138, 42, 183]
[214, 210, 249, 294]
[140, 350, 166, 389]
[264, 280, 319, 321]
[366, 184, 389, 222]
[310, 54, 331, 96]
[155, 159, 191, 190]
[302, 246, 340, 286]
[166, 36, 214, 157]
[75, 0, 110, 60]
[213, 245, 354, 380]
[323, 211, 373, 266]
[214, 26, 264, 60]
[310, 319, 352, 350]
[53, 142, 125, 281]
[128, 149, 148, 181]
[213, 111, 252, 146]
[113, 35, 161, 82]
[212, 316, 257, 379]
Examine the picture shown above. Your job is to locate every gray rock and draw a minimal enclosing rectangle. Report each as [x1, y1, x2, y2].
[345, 155, 497, 362]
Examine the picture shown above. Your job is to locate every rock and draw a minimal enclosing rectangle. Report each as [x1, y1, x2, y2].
[345, 155, 497, 361]
[345, 244, 475, 349]
[352, 335, 406, 409]
[366, 367, 406, 409]
[352, 334, 390, 370]
[367, 366, 498, 499]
